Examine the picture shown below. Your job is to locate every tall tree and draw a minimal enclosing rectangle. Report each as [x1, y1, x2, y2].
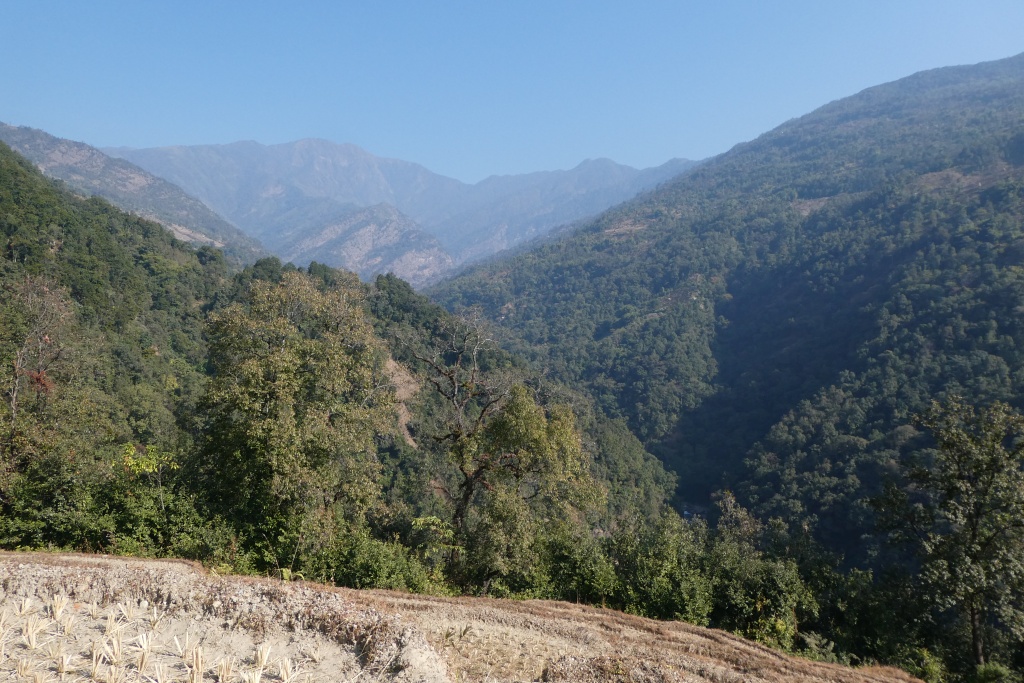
[0, 275, 75, 497]
[198, 270, 394, 571]
[408, 314, 598, 590]
[886, 395, 1024, 668]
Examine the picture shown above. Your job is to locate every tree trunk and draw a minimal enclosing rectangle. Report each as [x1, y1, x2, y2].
[452, 479, 475, 539]
[970, 601, 985, 666]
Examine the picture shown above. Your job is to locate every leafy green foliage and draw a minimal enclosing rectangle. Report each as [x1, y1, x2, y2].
[197, 270, 394, 571]
[398, 310, 601, 589]
[706, 493, 816, 650]
[0, 140, 220, 554]
[881, 396, 1024, 669]
[370, 273, 676, 523]
[303, 526, 445, 593]
[605, 511, 713, 623]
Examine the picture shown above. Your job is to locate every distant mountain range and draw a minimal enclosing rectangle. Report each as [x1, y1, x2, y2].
[106, 139, 696, 285]
[0, 123, 265, 264]
[0, 122, 695, 286]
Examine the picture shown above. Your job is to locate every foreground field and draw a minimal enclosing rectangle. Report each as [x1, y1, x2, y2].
[0, 552, 919, 683]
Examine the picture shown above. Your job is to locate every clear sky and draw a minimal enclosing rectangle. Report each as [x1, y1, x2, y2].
[3, 1, 1023, 182]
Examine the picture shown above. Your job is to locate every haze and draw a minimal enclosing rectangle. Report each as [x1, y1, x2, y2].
[3, 0, 1023, 182]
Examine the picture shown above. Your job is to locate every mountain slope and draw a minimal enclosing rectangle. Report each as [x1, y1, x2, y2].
[429, 157, 694, 262]
[0, 123, 265, 263]
[108, 139, 696, 283]
[431, 52, 1024, 544]
[281, 203, 454, 287]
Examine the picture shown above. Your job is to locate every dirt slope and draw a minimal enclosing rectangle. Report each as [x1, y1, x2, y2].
[0, 552, 919, 683]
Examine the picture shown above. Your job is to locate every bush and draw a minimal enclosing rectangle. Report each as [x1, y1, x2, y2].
[306, 527, 447, 594]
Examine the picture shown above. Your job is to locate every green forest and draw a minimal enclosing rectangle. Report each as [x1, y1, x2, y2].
[6, 52, 1024, 683]
[431, 54, 1024, 680]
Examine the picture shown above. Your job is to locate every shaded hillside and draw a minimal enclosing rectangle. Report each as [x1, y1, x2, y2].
[431, 53, 1024, 536]
[108, 139, 695, 283]
[0, 123, 264, 264]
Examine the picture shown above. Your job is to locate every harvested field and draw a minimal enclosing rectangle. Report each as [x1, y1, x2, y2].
[0, 552, 920, 683]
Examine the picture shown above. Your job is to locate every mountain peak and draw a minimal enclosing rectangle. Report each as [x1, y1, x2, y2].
[110, 140, 698, 282]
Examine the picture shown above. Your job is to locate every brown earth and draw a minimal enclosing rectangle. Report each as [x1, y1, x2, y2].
[0, 552, 920, 683]
[386, 359, 420, 449]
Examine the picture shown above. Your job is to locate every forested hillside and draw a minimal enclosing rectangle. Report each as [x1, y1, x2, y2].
[0, 123, 265, 264]
[0, 136, 909, 675]
[434, 53, 1024, 499]
[8, 50, 1024, 680]
[433, 53, 1024, 678]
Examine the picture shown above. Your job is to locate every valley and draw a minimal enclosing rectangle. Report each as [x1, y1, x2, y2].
[106, 139, 695, 286]
[3, 50, 1024, 682]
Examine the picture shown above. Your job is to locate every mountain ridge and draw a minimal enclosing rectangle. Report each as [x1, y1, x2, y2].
[0, 123, 265, 263]
[430, 51, 1024, 532]
[107, 139, 697, 284]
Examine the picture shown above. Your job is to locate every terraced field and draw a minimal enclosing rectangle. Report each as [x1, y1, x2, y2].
[0, 553, 920, 683]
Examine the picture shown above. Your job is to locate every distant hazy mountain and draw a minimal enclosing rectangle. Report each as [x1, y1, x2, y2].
[0, 123, 265, 263]
[428, 157, 697, 262]
[108, 139, 696, 284]
[281, 203, 454, 288]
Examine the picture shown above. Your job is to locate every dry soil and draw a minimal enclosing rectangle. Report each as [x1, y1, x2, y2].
[0, 552, 921, 683]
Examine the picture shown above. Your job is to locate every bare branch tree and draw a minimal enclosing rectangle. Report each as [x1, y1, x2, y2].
[401, 312, 516, 537]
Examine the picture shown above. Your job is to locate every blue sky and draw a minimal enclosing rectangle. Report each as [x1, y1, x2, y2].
[3, 1, 1024, 182]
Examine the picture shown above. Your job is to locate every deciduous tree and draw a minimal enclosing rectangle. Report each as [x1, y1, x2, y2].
[198, 271, 394, 571]
[408, 314, 598, 590]
[886, 395, 1024, 667]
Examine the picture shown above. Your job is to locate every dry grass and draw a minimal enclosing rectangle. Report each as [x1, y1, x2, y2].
[0, 552, 920, 683]
[352, 591, 923, 683]
[0, 552, 446, 683]
[0, 595, 370, 683]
